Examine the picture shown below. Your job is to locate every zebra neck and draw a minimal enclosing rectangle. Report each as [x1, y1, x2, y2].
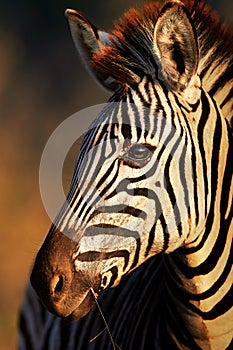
[162, 117, 233, 348]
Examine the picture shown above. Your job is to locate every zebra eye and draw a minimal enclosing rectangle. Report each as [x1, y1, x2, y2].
[128, 144, 151, 161]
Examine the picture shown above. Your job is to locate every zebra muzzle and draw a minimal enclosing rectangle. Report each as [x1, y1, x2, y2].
[30, 227, 101, 320]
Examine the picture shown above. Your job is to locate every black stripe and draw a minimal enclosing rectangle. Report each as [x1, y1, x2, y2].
[128, 89, 143, 141]
[95, 159, 119, 192]
[220, 86, 233, 109]
[77, 250, 130, 271]
[145, 211, 169, 257]
[209, 63, 233, 96]
[179, 132, 191, 227]
[144, 78, 153, 104]
[197, 90, 210, 218]
[199, 61, 211, 81]
[89, 205, 147, 220]
[127, 187, 149, 197]
[220, 123, 233, 218]
[185, 103, 222, 256]
[164, 152, 182, 237]
[177, 99, 200, 227]
[145, 191, 161, 256]
[151, 83, 167, 140]
[71, 143, 102, 211]
[108, 266, 119, 287]
[145, 223, 156, 257]
[121, 99, 132, 140]
[135, 80, 152, 108]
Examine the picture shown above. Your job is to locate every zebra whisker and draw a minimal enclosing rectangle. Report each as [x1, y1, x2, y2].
[90, 288, 122, 350]
[89, 327, 106, 343]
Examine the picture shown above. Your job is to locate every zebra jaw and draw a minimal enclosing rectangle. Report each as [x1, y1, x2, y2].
[30, 228, 102, 320]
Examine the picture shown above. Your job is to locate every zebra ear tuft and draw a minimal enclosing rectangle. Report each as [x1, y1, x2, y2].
[153, 1, 199, 91]
[65, 9, 119, 92]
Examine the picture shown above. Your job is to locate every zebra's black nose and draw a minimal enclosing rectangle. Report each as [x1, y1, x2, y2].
[47, 272, 72, 305]
[30, 228, 101, 319]
[30, 230, 74, 315]
[51, 274, 66, 297]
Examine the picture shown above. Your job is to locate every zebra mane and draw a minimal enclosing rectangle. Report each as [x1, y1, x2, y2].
[93, 0, 233, 128]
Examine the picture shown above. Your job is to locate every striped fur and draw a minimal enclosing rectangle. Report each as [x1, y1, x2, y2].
[19, 1, 233, 349]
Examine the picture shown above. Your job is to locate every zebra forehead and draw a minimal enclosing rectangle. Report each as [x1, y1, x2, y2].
[92, 0, 232, 85]
[79, 100, 155, 150]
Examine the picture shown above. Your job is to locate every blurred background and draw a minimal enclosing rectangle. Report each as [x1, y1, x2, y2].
[0, 1, 232, 349]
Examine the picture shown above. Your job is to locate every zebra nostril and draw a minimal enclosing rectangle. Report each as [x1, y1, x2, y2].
[51, 274, 66, 296]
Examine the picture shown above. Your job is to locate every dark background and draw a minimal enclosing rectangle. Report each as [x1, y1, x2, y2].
[0, 1, 232, 348]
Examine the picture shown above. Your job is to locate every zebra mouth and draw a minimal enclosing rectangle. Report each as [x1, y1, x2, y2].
[65, 289, 99, 321]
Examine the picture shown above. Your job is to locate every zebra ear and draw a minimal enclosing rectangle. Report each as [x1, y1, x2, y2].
[153, 1, 199, 90]
[65, 9, 119, 92]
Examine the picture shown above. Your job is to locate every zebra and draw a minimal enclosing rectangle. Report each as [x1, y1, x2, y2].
[19, 0, 233, 349]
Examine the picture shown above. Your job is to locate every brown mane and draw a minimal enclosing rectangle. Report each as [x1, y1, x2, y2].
[93, 0, 233, 86]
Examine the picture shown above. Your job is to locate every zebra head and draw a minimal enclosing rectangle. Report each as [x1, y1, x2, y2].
[31, 1, 209, 320]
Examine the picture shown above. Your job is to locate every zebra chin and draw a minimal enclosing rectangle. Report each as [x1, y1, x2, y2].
[30, 227, 102, 320]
